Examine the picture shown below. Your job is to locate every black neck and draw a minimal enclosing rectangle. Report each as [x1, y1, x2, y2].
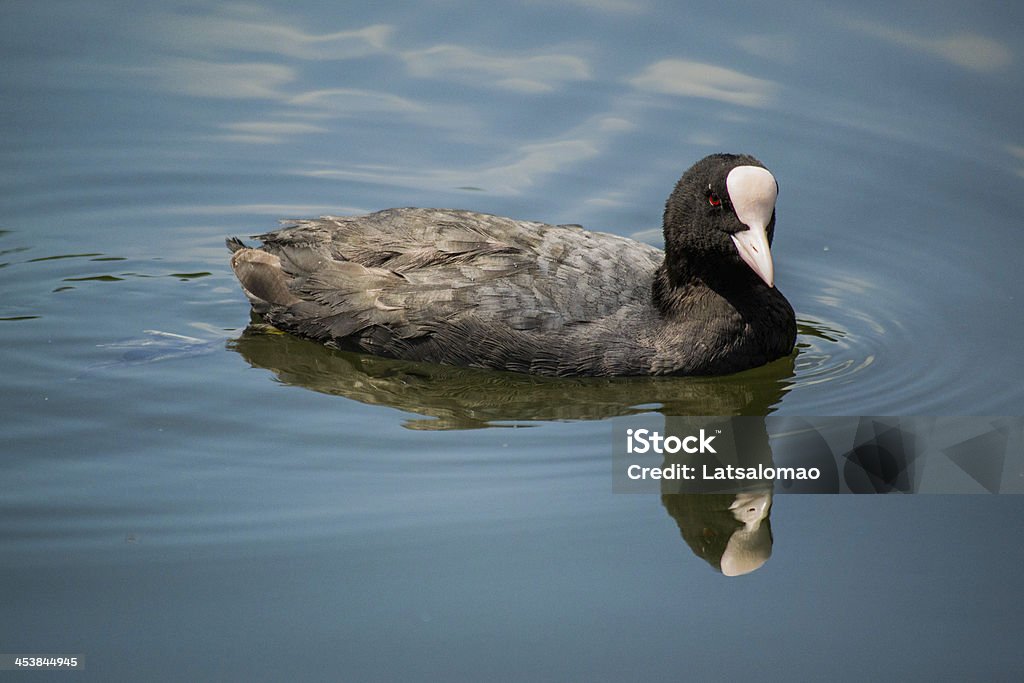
[652, 258, 763, 316]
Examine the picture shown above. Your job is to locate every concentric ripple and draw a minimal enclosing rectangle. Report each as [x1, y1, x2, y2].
[779, 255, 982, 415]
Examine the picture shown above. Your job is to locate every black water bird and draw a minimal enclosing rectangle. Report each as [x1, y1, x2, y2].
[227, 153, 796, 376]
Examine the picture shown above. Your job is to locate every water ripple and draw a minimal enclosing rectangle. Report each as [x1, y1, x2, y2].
[780, 257, 975, 415]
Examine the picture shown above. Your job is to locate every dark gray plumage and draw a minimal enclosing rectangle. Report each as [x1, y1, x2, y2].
[227, 154, 797, 377]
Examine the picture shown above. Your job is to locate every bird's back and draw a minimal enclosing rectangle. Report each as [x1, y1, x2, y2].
[230, 208, 666, 374]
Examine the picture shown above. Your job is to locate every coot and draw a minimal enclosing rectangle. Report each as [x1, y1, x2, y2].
[228, 153, 796, 376]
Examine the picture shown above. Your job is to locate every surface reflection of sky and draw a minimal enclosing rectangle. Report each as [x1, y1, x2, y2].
[6, 2, 1020, 220]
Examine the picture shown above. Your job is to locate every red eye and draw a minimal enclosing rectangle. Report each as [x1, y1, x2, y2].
[708, 193, 722, 207]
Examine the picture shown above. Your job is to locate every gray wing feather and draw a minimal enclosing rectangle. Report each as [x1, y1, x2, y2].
[236, 208, 664, 373]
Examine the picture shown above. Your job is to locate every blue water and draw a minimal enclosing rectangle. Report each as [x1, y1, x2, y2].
[2, 1, 1023, 680]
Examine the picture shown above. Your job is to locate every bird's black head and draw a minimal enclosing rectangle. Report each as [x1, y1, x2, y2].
[662, 153, 779, 289]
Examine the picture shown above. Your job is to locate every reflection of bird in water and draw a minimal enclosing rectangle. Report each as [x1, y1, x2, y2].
[662, 490, 773, 577]
[227, 154, 795, 377]
[229, 323, 795, 429]
[230, 326, 788, 575]
[655, 415, 776, 576]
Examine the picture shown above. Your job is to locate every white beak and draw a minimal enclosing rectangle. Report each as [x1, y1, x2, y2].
[730, 226, 774, 288]
[726, 165, 779, 288]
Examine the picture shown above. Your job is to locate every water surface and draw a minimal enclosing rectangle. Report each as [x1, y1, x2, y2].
[2, 1, 1023, 680]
